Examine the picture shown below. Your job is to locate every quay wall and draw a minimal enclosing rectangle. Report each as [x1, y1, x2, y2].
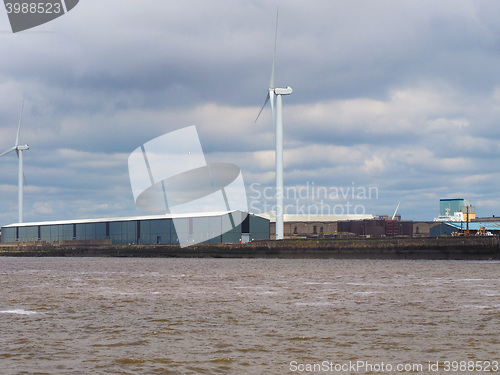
[0, 237, 499, 259]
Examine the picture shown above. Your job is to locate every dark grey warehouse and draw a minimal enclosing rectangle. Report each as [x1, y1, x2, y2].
[1, 210, 269, 245]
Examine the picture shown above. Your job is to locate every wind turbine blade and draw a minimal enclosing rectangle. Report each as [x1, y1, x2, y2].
[0, 147, 16, 158]
[15, 97, 25, 147]
[270, 54, 275, 90]
[23, 172, 28, 186]
[392, 201, 401, 220]
[255, 93, 270, 123]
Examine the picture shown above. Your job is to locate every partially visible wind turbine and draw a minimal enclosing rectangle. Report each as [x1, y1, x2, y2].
[0, 99, 29, 223]
[392, 202, 401, 221]
[255, 8, 292, 240]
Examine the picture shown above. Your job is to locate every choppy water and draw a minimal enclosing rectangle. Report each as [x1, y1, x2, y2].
[0, 258, 499, 374]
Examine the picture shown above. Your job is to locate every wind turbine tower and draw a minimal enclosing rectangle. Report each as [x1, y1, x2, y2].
[255, 9, 292, 240]
[0, 99, 29, 223]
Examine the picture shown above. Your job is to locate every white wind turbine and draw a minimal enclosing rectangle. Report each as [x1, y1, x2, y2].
[255, 9, 292, 240]
[0, 99, 29, 223]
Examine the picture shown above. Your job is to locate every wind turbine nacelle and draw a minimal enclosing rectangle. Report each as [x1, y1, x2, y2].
[274, 87, 293, 95]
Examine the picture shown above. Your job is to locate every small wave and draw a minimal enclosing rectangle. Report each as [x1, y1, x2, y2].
[295, 301, 338, 306]
[0, 309, 38, 315]
[462, 305, 490, 309]
[353, 291, 385, 295]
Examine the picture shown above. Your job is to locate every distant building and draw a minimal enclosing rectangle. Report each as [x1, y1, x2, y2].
[435, 198, 475, 222]
[413, 222, 441, 237]
[472, 216, 500, 222]
[1, 211, 269, 245]
[338, 219, 413, 238]
[430, 222, 500, 237]
[376, 214, 402, 221]
[264, 213, 423, 238]
[263, 213, 374, 239]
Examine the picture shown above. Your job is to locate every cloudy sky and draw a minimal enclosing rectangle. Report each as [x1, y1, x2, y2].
[2, 0, 500, 226]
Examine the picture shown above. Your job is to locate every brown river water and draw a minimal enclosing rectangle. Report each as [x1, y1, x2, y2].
[0, 258, 499, 374]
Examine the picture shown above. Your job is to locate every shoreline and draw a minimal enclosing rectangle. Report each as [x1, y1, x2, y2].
[1, 236, 499, 260]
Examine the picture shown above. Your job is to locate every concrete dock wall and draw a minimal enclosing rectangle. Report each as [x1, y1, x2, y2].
[0, 236, 499, 259]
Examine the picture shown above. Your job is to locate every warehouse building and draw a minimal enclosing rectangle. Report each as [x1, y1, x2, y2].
[338, 219, 413, 237]
[264, 213, 375, 239]
[1, 210, 269, 245]
[430, 221, 500, 237]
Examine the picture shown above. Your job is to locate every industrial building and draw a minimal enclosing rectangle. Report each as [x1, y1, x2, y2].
[436, 198, 476, 221]
[265, 213, 375, 239]
[429, 198, 500, 236]
[413, 222, 441, 237]
[264, 213, 425, 239]
[1, 211, 269, 245]
[337, 219, 414, 237]
[430, 222, 500, 237]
